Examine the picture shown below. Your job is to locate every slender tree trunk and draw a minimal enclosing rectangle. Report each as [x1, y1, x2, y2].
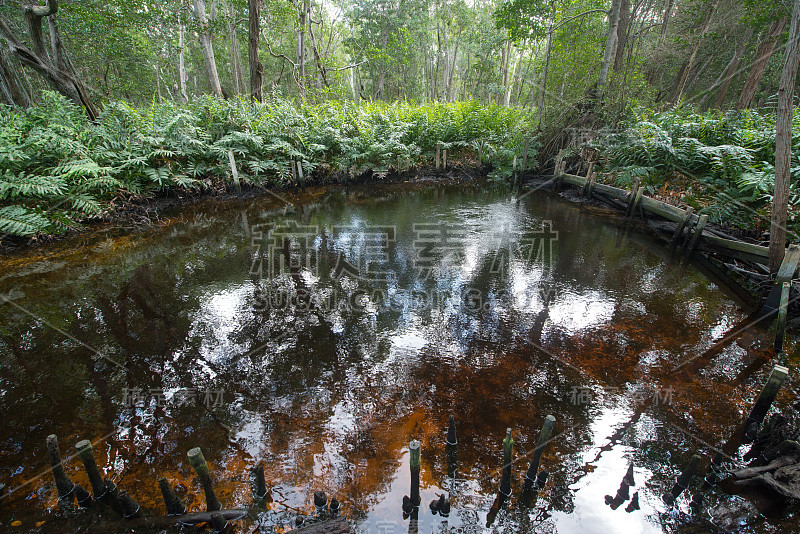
[614, 0, 630, 71]
[598, 0, 622, 93]
[737, 18, 788, 109]
[711, 27, 753, 109]
[297, 0, 307, 94]
[538, 2, 556, 109]
[248, 0, 263, 102]
[155, 64, 163, 101]
[308, 17, 329, 88]
[225, 0, 246, 95]
[671, 0, 719, 104]
[0, 47, 31, 107]
[660, 0, 673, 43]
[178, 23, 189, 102]
[447, 39, 459, 102]
[504, 46, 519, 106]
[769, 1, 800, 272]
[193, 0, 224, 98]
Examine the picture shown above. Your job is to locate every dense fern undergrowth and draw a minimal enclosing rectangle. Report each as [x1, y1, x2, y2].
[593, 107, 800, 239]
[0, 92, 536, 239]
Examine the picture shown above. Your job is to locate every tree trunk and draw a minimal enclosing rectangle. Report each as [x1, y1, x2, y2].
[0, 2, 97, 119]
[447, 40, 459, 102]
[671, 0, 719, 104]
[0, 47, 31, 107]
[538, 2, 556, 109]
[248, 0, 263, 102]
[225, 0, 246, 95]
[660, 0, 674, 43]
[297, 1, 307, 94]
[737, 18, 788, 109]
[193, 0, 224, 98]
[769, 1, 800, 272]
[178, 23, 189, 103]
[614, 0, 630, 71]
[598, 0, 622, 93]
[712, 27, 753, 109]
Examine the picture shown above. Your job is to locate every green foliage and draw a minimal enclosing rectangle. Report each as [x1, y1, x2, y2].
[0, 92, 534, 238]
[596, 107, 798, 233]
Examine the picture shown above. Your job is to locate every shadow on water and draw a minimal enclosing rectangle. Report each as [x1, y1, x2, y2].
[0, 180, 795, 532]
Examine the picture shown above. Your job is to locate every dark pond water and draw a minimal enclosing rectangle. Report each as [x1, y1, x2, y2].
[0, 181, 797, 533]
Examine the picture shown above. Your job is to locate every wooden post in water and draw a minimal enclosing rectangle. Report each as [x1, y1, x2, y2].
[46, 435, 75, 507]
[252, 463, 268, 502]
[446, 414, 458, 481]
[159, 477, 186, 515]
[625, 180, 640, 217]
[397, 155, 402, 176]
[499, 428, 513, 498]
[631, 188, 644, 218]
[118, 489, 141, 519]
[227, 150, 241, 194]
[478, 142, 483, 166]
[103, 478, 125, 515]
[435, 143, 441, 171]
[188, 447, 222, 511]
[290, 159, 296, 186]
[687, 214, 708, 255]
[522, 139, 530, 181]
[524, 416, 556, 493]
[296, 160, 305, 192]
[742, 365, 789, 444]
[443, 149, 447, 169]
[663, 454, 702, 505]
[409, 440, 421, 507]
[775, 281, 790, 352]
[74, 483, 92, 508]
[76, 440, 109, 502]
[512, 156, 518, 187]
[671, 207, 695, 246]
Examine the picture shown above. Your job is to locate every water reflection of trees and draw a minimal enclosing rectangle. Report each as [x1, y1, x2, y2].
[0, 184, 758, 531]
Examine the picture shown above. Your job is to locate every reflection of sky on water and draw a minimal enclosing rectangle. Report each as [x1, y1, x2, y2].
[0, 183, 785, 533]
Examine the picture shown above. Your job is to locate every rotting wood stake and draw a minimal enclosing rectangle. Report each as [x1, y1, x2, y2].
[775, 281, 790, 352]
[435, 143, 441, 170]
[687, 214, 708, 255]
[409, 440, 421, 507]
[188, 447, 222, 511]
[252, 463, 268, 501]
[499, 428, 513, 498]
[522, 139, 530, 181]
[443, 149, 447, 169]
[75, 440, 107, 500]
[671, 206, 695, 246]
[227, 150, 241, 194]
[46, 434, 75, 506]
[663, 454, 702, 505]
[742, 365, 790, 444]
[524, 416, 556, 492]
[159, 477, 186, 515]
[118, 489, 141, 519]
[446, 414, 458, 481]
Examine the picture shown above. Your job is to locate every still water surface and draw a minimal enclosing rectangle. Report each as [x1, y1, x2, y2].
[0, 181, 793, 533]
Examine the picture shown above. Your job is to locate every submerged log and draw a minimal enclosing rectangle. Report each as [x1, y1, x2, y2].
[728, 440, 800, 500]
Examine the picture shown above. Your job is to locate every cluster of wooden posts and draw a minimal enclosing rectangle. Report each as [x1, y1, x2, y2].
[41, 436, 351, 532]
